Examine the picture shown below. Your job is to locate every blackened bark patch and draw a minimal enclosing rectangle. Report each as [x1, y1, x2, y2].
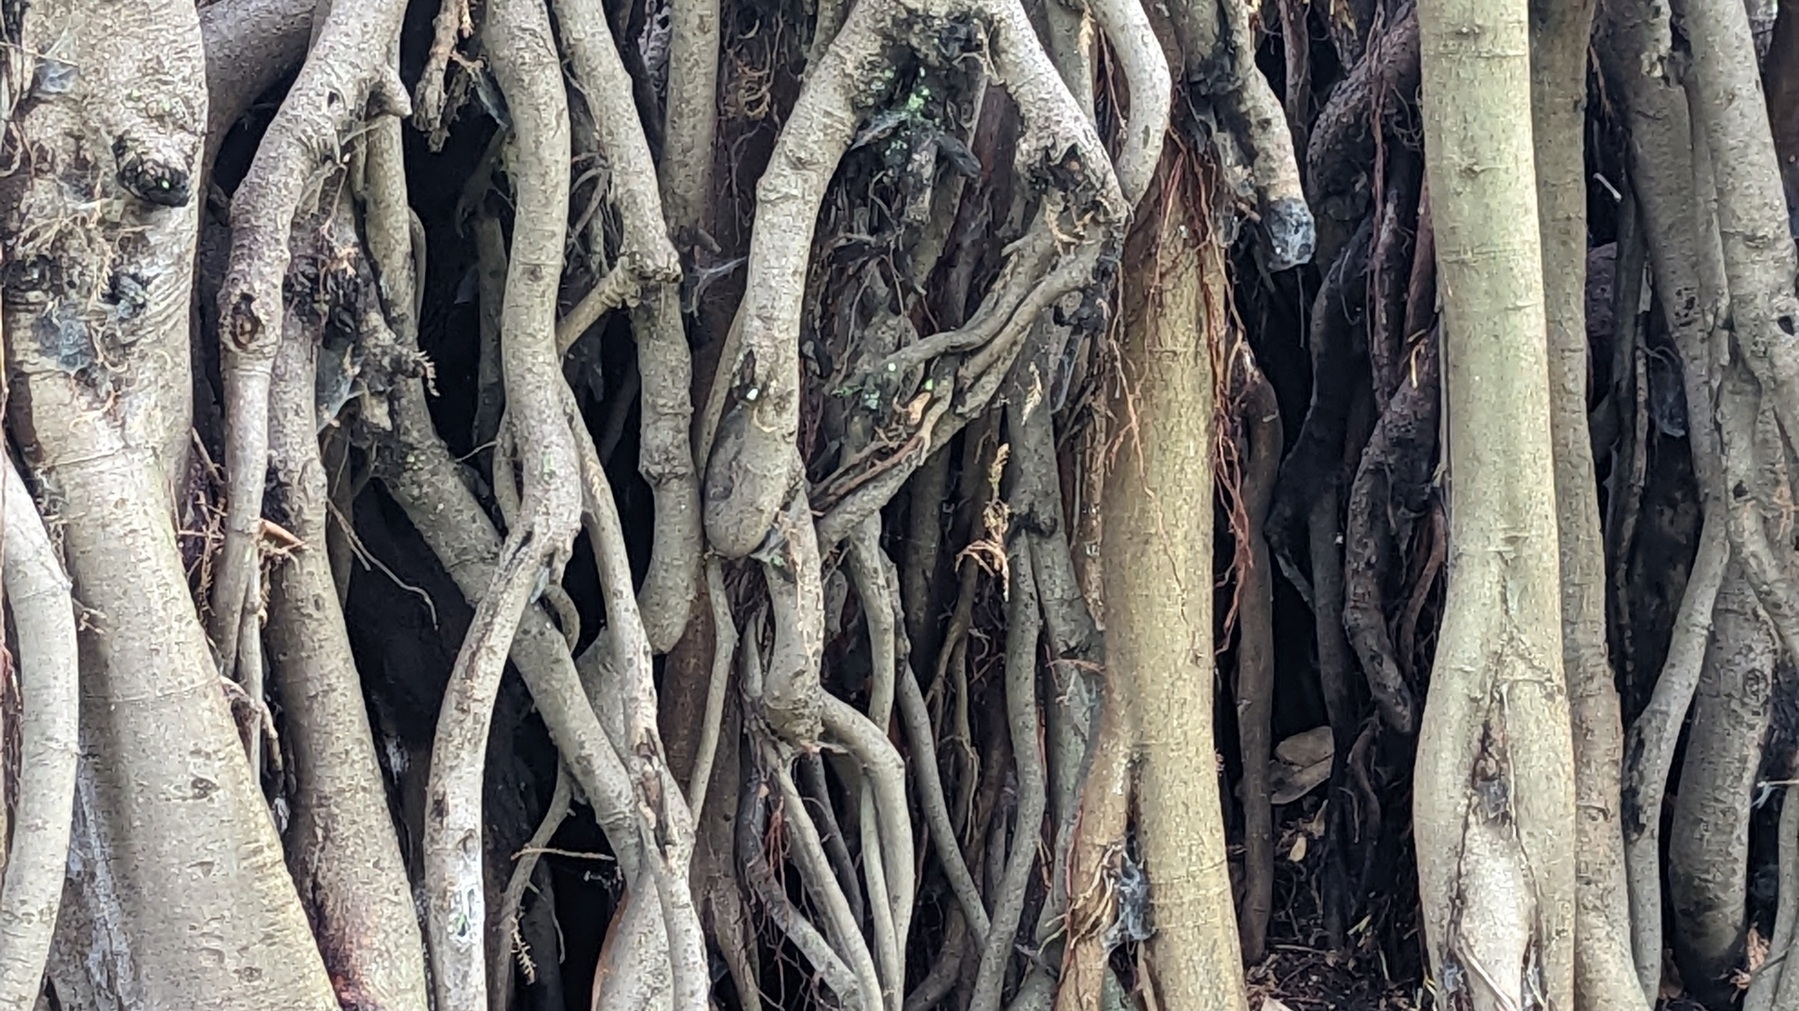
[112, 135, 192, 207]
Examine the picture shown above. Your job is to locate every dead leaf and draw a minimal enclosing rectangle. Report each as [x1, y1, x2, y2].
[1269, 726, 1335, 805]
[1287, 834, 1307, 863]
[1275, 726, 1333, 766]
[1304, 801, 1328, 837]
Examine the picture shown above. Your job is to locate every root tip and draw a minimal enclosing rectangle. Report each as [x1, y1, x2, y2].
[111, 134, 193, 208]
[1263, 196, 1316, 270]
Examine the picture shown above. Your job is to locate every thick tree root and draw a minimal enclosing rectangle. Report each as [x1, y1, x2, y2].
[1413, 1, 1577, 1007]
[1230, 348, 1281, 962]
[5, 1, 340, 1004]
[266, 240, 429, 1010]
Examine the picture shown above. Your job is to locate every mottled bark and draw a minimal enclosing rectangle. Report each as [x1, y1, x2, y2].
[0, 458, 78, 1010]
[2, 1, 337, 1004]
[1529, 1, 1643, 1006]
[1103, 157, 1246, 1011]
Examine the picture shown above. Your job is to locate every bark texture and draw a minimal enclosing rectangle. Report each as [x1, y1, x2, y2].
[3, 1, 338, 1006]
[1528, 1, 1642, 1007]
[0, 458, 79, 1011]
[1103, 156, 1246, 1011]
[265, 301, 430, 1010]
[1668, 568, 1775, 1001]
[1413, 1, 1578, 1007]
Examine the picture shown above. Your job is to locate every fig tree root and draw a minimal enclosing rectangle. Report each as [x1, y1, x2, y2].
[27, 0, 1771, 1004]
[5, 1, 341, 1004]
[1413, 2, 1578, 1008]
[0, 455, 79, 1010]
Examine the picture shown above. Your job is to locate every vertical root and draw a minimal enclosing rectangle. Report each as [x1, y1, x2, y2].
[212, 0, 410, 684]
[1230, 347, 1282, 962]
[898, 655, 991, 942]
[491, 767, 572, 1011]
[685, 559, 738, 819]
[422, 520, 559, 1011]
[266, 234, 430, 1009]
[968, 545, 1046, 1011]
[737, 758, 865, 1006]
[0, 454, 79, 1010]
[770, 739, 886, 1011]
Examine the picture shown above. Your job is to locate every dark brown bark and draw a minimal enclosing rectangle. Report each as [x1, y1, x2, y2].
[1230, 353, 1282, 963]
[1342, 331, 1438, 736]
[1305, 3, 1419, 265]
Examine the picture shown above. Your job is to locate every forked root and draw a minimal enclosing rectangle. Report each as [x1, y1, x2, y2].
[211, 0, 410, 689]
[702, 0, 1126, 559]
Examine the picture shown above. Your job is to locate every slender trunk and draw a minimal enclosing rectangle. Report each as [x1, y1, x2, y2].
[1529, 1, 1644, 1006]
[1414, 2, 1578, 1008]
[1051, 678, 1132, 1011]
[265, 294, 430, 1010]
[0, 457, 79, 1010]
[1668, 566, 1775, 1003]
[1232, 358, 1281, 964]
[1103, 154, 1247, 1011]
[1594, 2, 1737, 997]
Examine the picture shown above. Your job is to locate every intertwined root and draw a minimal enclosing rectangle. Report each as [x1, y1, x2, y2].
[280, 0, 1276, 999]
[22, 0, 1799, 1007]
[4, 0, 1317, 1002]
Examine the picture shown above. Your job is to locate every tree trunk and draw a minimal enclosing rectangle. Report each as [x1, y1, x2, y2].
[1668, 566, 1775, 1003]
[265, 294, 431, 1009]
[1528, 0, 1644, 1006]
[2, 1, 339, 1007]
[1102, 153, 1246, 1011]
[1413, 1, 1579, 1009]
